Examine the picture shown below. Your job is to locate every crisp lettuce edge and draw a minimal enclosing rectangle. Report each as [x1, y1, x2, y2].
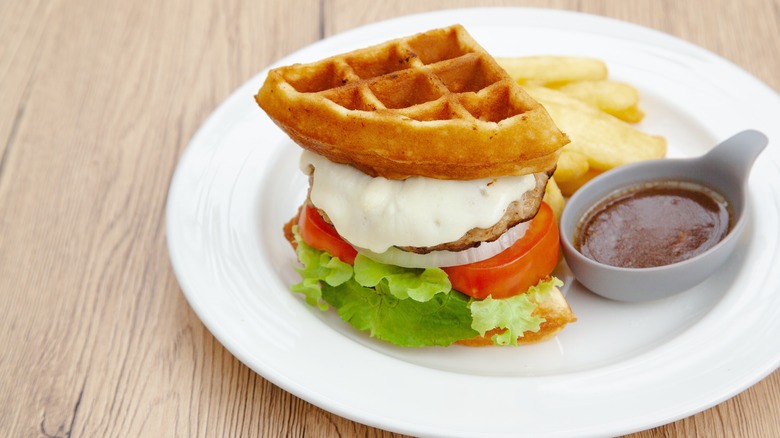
[289, 226, 560, 347]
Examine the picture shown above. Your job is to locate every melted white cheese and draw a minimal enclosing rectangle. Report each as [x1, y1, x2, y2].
[301, 150, 536, 253]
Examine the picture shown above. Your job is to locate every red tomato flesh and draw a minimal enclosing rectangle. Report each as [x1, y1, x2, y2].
[443, 202, 559, 299]
[298, 204, 358, 264]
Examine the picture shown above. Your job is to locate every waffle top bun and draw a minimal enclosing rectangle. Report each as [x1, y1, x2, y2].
[256, 25, 569, 180]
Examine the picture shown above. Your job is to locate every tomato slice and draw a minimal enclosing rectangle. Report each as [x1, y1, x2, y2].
[297, 202, 559, 299]
[443, 202, 559, 299]
[298, 204, 358, 264]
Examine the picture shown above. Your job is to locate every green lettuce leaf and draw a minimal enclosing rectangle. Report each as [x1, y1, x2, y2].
[353, 254, 451, 302]
[469, 277, 562, 346]
[290, 226, 353, 310]
[321, 279, 478, 347]
[289, 229, 475, 346]
[288, 227, 562, 347]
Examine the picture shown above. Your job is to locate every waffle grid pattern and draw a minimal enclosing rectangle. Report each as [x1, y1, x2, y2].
[256, 25, 568, 180]
[277, 26, 533, 125]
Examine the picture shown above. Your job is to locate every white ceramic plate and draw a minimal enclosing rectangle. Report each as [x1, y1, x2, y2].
[166, 8, 780, 438]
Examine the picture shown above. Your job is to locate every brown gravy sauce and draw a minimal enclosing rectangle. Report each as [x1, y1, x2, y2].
[575, 180, 731, 268]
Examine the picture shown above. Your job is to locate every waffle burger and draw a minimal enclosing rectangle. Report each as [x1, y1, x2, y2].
[256, 25, 576, 347]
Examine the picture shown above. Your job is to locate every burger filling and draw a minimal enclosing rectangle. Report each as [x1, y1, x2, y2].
[287, 152, 565, 347]
[300, 150, 541, 254]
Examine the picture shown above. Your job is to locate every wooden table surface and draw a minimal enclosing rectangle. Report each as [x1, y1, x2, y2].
[3, 0, 779, 436]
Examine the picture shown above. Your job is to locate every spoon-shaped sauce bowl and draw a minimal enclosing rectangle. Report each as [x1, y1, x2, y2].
[560, 129, 768, 301]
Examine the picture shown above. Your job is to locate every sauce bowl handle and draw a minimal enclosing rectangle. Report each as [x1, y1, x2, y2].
[703, 129, 768, 182]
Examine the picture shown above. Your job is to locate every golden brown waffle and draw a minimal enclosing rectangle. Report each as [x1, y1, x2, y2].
[256, 25, 569, 180]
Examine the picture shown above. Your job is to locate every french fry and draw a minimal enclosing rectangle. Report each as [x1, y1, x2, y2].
[497, 56, 666, 197]
[525, 85, 666, 171]
[609, 105, 645, 124]
[496, 56, 608, 85]
[553, 149, 590, 183]
[555, 80, 645, 122]
[543, 177, 566, 223]
[556, 169, 603, 197]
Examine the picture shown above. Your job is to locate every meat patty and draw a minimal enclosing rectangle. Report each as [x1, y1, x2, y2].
[398, 171, 550, 254]
[308, 170, 551, 255]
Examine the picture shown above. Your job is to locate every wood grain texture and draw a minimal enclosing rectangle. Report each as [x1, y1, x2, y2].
[1, 0, 778, 437]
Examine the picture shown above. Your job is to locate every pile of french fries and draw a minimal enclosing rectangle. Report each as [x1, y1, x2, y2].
[497, 57, 667, 201]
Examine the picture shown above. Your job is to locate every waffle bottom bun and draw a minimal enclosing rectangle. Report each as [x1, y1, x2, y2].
[455, 286, 576, 346]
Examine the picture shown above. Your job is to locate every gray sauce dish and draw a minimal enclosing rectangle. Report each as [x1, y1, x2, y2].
[559, 129, 768, 302]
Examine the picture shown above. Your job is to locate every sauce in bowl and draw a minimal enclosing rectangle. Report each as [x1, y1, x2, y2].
[559, 130, 766, 301]
[575, 180, 731, 268]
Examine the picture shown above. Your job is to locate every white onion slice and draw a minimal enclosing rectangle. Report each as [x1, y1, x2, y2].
[355, 221, 531, 268]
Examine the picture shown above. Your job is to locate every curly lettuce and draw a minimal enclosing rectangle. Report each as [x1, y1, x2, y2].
[469, 278, 562, 346]
[289, 227, 560, 347]
[290, 227, 353, 310]
[353, 254, 452, 302]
